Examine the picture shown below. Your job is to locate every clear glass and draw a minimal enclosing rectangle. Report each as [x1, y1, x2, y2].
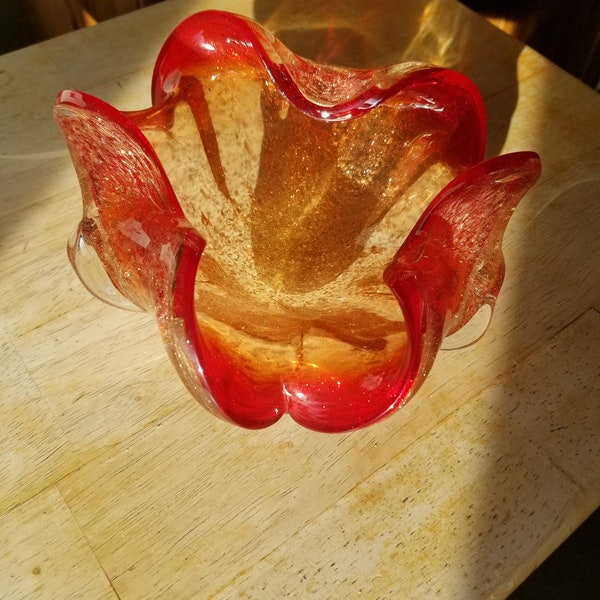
[54, 10, 541, 431]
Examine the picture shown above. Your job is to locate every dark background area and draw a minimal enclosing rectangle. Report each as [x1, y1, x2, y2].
[0, 0, 164, 54]
[509, 508, 599, 599]
[461, 0, 599, 88]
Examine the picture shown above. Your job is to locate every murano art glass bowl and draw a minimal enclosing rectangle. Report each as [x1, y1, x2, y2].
[54, 10, 541, 432]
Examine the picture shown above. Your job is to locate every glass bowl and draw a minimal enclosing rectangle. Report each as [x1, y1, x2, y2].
[54, 10, 541, 431]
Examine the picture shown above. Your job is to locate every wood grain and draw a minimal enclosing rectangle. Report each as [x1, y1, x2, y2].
[0, 487, 118, 599]
[222, 312, 600, 599]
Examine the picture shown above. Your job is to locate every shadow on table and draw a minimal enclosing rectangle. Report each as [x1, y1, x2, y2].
[254, 1, 600, 596]
[499, 87, 600, 598]
[252, 0, 549, 597]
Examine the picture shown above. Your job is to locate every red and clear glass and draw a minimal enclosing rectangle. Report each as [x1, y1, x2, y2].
[54, 10, 541, 431]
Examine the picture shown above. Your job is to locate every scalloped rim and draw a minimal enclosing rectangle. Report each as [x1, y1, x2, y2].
[53, 10, 541, 432]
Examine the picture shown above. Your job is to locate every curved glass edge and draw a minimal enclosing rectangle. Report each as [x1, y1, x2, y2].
[54, 92, 188, 312]
[67, 223, 142, 311]
[385, 151, 541, 393]
[151, 10, 486, 166]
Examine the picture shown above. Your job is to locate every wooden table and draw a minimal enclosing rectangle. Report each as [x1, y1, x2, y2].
[1, 0, 598, 597]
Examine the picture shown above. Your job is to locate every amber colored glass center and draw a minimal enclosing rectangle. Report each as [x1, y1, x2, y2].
[137, 68, 455, 381]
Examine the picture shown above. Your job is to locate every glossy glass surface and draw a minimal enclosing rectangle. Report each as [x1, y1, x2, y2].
[54, 10, 541, 431]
